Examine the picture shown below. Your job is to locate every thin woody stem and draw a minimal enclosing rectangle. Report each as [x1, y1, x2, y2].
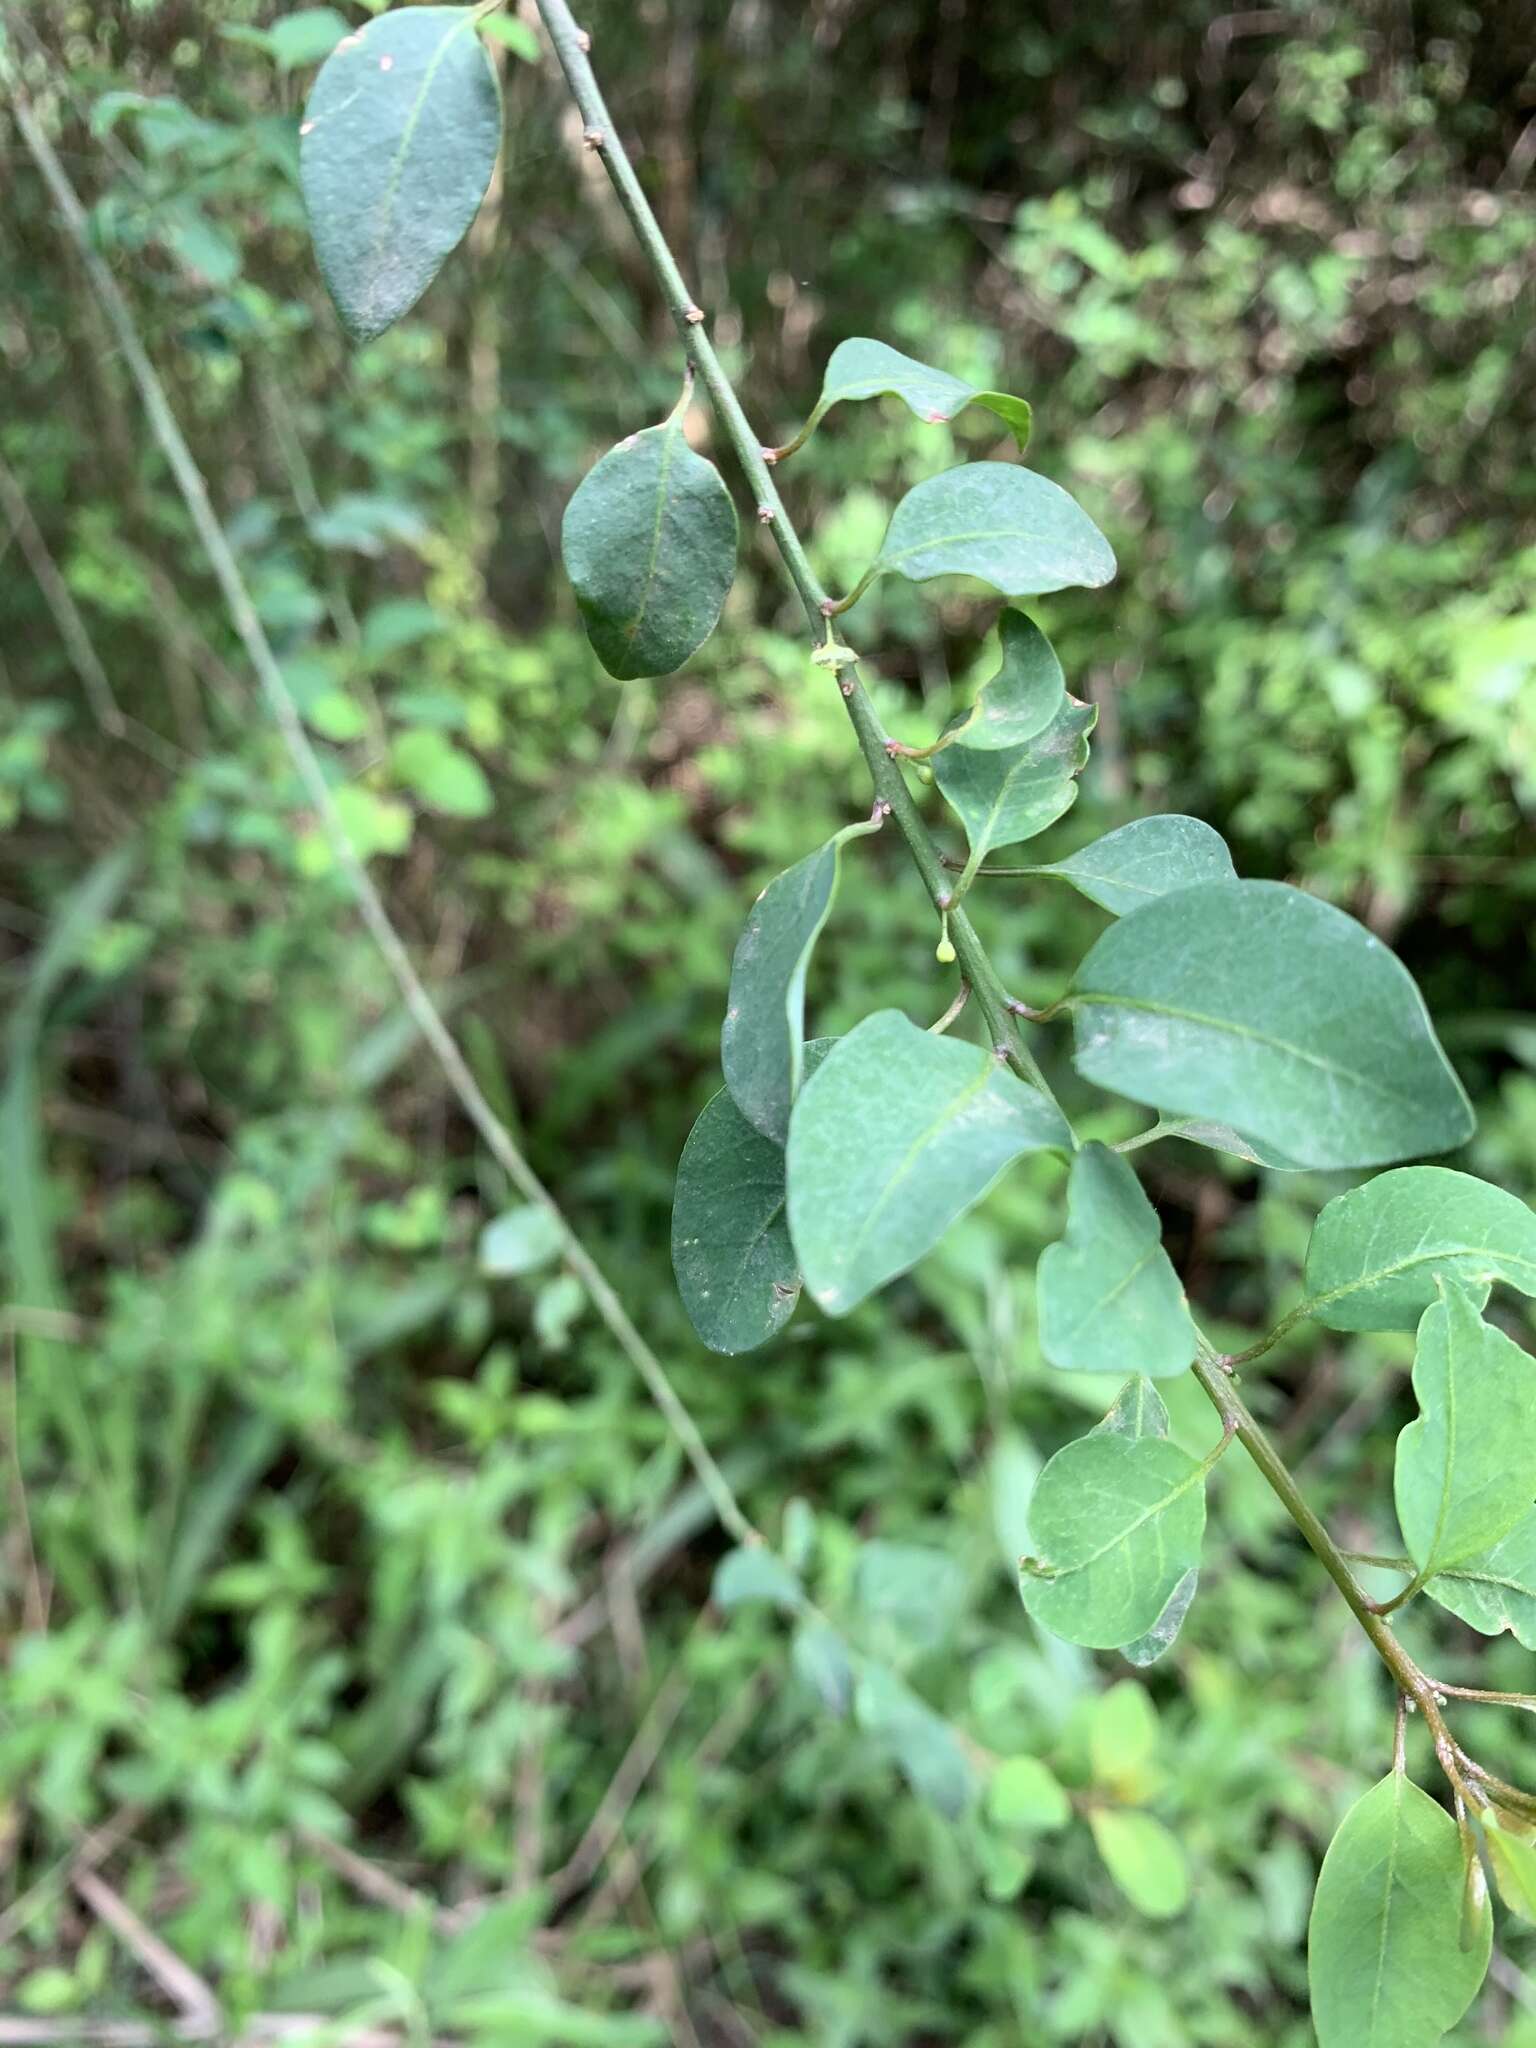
[530, 0, 1064, 1120]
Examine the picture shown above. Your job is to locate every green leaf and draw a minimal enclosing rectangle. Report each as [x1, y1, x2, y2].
[712, 1546, 803, 1613]
[858, 462, 1115, 607]
[1067, 880, 1474, 1171]
[1485, 1821, 1536, 1924]
[988, 1755, 1071, 1834]
[933, 695, 1095, 889]
[853, 1540, 966, 1648]
[1092, 1376, 1171, 1441]
[1037, 1143, 1194, 1380]
[1122, 1569, 1198, 1669]
[721, 823, 878, 1143]
[804, 337, 1032, 450]
[562, 409, 738, 680]
[1088, 1809, 1190, 1919]
[854, 1664, 974, 1820]
[1303, 1166, 1536, 1332]
[671, 1042, 836, 1356]
[1394, 1280, 1536, 1577]
[1307, 1773, 1490, 2048]
[300, 9, 503, 343]
[1423, 1509, 1536, 1648]
[943, 610, 1066, 751]
[1089, 1679, 1159, 1797]
[1019, 1432, 1207, 1649]
[1033, 815, 1236, 916]
[477, 15, 541, 60]
[271, 9, 351, 70]
[391, 728, 493, 816]
[786, 1010, 1070, 1315]
[791, 1619, 854, 1717]
[478, 1205, 563, 1277]
[1155, 1120, 1307, 1171]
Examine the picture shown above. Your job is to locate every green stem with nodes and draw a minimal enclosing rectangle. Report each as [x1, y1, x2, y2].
[530, 0, 1061, 1117]
[534, 0, 1522, 1812]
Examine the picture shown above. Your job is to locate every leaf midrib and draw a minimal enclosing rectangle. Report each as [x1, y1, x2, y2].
[365, 12, 479, 322]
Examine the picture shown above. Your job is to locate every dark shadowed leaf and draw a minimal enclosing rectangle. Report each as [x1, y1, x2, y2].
[1068, 880, 1474, 1170]
[562, 407, 738, 679]
[301, 9, 502, 342]
[671, 1040, 836, 1354]
[721, 823, 878, 1143]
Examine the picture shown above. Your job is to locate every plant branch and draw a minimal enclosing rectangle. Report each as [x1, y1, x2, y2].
[531, 0, 1064, 1119]
[6, 69, 758, 1555]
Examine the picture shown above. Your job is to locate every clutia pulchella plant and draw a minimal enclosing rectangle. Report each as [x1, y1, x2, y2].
[297, 7, 1536, 2040]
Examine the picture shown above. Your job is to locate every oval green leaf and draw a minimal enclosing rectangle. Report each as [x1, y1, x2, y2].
[785, 1009, 1070, 1316]
[1037, 1143, 1195, 1380]
[934, 696, 1095, 890]
[1303, 1165, 1536, 1332]
[860, 462, 1115, 606]
[562, 412, 738, 680]
[1019, 1431, 1207, 1649]
[805, 337, 1032, 451]
[721, 822, 878, 1143]
[1308, 1773, 1490, 2048]
[1067, 880, 1474, 1171]
[301, 8, 502, 343]
[1034, 815, 1236, 916]
[1089, 1809, 1190, 1919]
[1394, 1279, 1536, 1577]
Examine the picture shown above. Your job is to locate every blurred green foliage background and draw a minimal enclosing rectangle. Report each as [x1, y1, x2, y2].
[3, 1, 1536, 2041]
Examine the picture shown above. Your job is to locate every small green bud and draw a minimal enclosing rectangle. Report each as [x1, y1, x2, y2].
[935, 937, 957, 965]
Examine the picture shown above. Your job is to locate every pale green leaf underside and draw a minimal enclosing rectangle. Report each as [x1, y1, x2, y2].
[671, 1040, 835, 1355]
[1307, 1773, 1490, 2048]
[1068, 880, 1474, 1171]
[1425, 1508, 1536, 1648]
[854, 1663, 974, 1819]
[1035, 814, 1236, 915]
[1304, 1165, 1536, 1332]
[944, 610, 1066, 751]
[1394, 1280, 1536, 1577]
[786, 1009, 1070, 1316]
[1122, 1568, 1199, 1667]
[301, 9, 502, 342]
[1157, 1119, 1307, 1171]
[1019, 1431, 1206, 1649]
[863, 462, 1116, 604]
[934, 696, 1095, 881]
[1038, 1143, 1194, 1379]
[562, 413, 738, 679]
[721, 822, 878, 1143]
[812, 337, 1032, 450]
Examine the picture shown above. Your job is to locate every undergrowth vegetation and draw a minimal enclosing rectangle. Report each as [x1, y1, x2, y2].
[3, 3, 1536, 2043]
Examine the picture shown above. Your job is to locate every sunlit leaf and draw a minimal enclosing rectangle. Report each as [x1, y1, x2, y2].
[856, 462, 1115, 606]
[802, 337, 1032, 450]
[1307, 1773, 1490, 2048]
[1067, 880, 1474, 1170]
[786, 1010, 1070, 1315]
[1033, 814, 1236, 915]
[1037, 1143, 1194, 1379]
[1089, 1809, 1190, 1919]
[1304, 1165, 1536, 1331]
[1394, 1280, 1536, 1577]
